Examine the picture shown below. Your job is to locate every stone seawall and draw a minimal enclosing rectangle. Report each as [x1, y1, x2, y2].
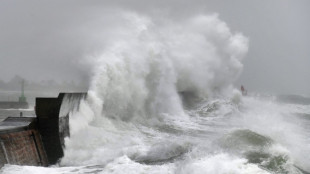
[0, 129, 48, 167]
[0, 92, 86, 168]
[0, 117, 48, 167]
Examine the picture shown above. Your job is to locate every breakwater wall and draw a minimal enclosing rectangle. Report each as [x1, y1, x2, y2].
[0, 93, 86, 167]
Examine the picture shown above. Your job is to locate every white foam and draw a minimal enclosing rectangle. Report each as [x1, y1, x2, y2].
[0, 165, 88, 174]
[239, 96, 310, 171]
[99, 155, 175, 174]
[177, 153, 270, 174]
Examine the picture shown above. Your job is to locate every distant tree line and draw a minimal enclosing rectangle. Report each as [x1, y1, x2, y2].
[0, 75, 88, 92]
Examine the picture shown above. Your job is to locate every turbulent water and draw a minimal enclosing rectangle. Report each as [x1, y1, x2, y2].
[1, 12, 310, 174]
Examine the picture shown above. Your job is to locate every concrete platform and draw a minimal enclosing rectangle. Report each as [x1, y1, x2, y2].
[0, 117, 35, 132]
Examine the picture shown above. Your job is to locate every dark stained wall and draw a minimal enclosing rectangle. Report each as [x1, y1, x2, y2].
[35, 94, 64, 165]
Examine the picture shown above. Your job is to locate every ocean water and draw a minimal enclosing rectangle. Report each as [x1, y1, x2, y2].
[1, 12, 309, 174]
[1, 95, 309, 174]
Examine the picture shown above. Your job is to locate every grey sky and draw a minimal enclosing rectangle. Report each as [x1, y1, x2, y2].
[0, 0, 309, 95]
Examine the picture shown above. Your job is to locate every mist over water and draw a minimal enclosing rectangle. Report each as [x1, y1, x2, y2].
[1, 12, 310, 174]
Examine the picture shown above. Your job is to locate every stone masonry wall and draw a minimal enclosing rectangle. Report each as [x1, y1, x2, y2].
[0, 129, 48, 167]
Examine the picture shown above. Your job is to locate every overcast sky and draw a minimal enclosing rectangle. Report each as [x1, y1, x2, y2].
[0, 0, 309, 95]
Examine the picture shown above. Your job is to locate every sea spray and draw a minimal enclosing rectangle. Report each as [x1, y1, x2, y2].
[59, 12, 309, 174]
[87, 12, 248, 122]
[60, 11, 249, 167]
